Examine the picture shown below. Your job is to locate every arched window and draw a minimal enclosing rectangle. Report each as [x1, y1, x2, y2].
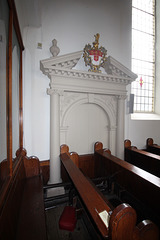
[131, 0, 155, 113]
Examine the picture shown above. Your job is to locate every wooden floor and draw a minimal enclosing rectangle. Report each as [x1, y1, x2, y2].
[45, 205, 92, 240]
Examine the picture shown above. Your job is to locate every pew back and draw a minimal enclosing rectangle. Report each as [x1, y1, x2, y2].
[94, 144, 160, 230]
[95, 149, 160, 209]
[0, 159, 25, 239]
[0, 154, 47, 240]
[124, 139, 160, 178]
[146, 138, 160, 155]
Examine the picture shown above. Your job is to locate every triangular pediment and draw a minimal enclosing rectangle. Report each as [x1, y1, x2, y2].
[104, 56, 137, 79]
[40, 51, 83, 72]
[40, 50, 137, 83]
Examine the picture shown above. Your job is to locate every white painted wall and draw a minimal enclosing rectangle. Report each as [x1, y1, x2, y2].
[15, 0, 160, 160]
[66, 103, 109, 154]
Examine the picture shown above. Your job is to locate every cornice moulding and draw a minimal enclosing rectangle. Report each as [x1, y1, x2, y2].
[104, 56, 137, 79]
[40, 51, 83, 71]
[40, 50, 137, 95]
[48, 67, 133, 85]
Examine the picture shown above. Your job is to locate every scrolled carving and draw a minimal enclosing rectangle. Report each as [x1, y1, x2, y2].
[47, 88, 64, 96]
[116, 95, 127, 101]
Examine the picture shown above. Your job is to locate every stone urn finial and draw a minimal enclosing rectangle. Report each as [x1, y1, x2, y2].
[50, 39, 60, 57]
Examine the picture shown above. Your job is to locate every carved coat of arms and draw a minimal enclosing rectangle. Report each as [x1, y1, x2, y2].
[83, 33, 107, 73]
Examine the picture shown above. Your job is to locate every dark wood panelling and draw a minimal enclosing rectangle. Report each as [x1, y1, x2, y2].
[124, 139, 160, 178]
[146, 138, 160, 155]
[40, 160, 50, 185]
[0, 155, 47, 240]
[95, 144, 160, 230]
[79, 154, 95, 178]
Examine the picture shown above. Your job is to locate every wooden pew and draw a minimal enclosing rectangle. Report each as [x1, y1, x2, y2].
[0, 149, 47, 240]
[124, 139, 160, 178]
[94, 142, 160, 233]
[146, 138, 160, 155]
[60, 144, 159, 240]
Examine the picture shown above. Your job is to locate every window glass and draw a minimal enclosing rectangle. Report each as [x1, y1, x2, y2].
[132, 0, 155, 113]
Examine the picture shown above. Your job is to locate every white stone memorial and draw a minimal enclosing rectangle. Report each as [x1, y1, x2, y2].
[40, 40, 137, 184]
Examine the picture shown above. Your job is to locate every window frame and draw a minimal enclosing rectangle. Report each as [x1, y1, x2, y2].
[131, 0, 155, 114]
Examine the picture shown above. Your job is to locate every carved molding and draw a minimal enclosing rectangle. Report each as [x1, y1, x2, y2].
[60, 92, 117, 127]
[47, 88, 64, 96]
[40, 49, 136, 159]
[48, 68, 133, 85]
[116, 95, 128, 100]
[40, 51, 137, 86]
[104, 56, 137, 79]
[40, 51, 82, 72]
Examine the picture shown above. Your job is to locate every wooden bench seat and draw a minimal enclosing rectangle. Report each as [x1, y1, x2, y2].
[16, 176, 47, 240]
[0, 152, 47, 240]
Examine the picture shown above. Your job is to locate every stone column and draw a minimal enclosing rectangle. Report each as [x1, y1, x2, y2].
[109, 125, 117, 156]
[47, 88, 61, 184]
[116, 95, 127, 160]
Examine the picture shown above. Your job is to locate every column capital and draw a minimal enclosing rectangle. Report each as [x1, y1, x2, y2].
[116, 95, 127, 100]
[109, 125, 117, 131]
[47, 88, 64, 96]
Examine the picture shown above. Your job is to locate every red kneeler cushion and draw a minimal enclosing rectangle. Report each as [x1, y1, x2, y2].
[59, 206, 77, 232]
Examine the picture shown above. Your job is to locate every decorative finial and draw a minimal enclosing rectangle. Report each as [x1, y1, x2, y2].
[50, 39, 60, 57]
[93, 33, 100, 49]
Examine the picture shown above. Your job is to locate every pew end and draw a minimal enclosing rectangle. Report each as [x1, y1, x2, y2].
[146, 137, 159, 148]
[109, 203, 138, 240]
[60, 144, 79, 167]
[60, 144, 80, 183]
[94, 141, 111, 154]
[146, 138, 154, 147]
[16, 147, 27, 157]
[124, 139, 132, 148]
[110, 203, 159, 240]
[60, 144, 70, 155]
[23, 155, 40, 178]
[137, 220, 159, 240]
[124, 139, 137, 150]
[70, 152, 79, 168]
[146, 138, 160, 157]
[94, 141, 104, 151]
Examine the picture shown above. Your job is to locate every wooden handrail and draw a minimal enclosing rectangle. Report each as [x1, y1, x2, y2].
[61, 152, 111, 238]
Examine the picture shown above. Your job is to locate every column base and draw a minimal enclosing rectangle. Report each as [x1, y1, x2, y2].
[47, 186, 65, 198]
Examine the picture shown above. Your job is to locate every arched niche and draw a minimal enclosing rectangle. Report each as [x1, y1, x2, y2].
[60, 92, 117, 155]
